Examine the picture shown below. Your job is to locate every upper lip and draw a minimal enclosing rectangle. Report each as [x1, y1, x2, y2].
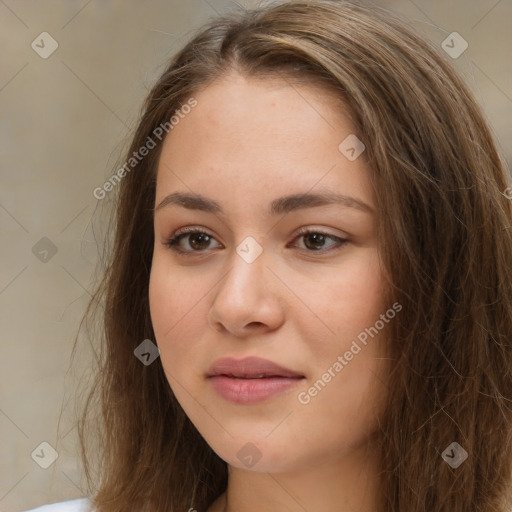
[207, 356, 304, 379]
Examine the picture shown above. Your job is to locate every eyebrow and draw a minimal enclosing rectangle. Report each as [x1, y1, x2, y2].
[154, 191, 373, 216]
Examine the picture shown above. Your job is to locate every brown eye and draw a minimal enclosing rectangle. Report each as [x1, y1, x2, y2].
[188, 233, 212, 250]
[165, 229, 221, 254]
[303, 232, 328, 251]
[292, 230, 348, 253]
[165, 228, 347, 256]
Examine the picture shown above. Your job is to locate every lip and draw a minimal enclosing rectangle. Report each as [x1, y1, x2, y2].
[207, 356, 305, 404]
[207, 356, 303, 379]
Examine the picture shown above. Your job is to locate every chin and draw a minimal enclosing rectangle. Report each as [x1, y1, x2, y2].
[201, 431, 311, 474]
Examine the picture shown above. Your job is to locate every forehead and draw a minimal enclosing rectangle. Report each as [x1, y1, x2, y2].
[185, 71, 350, 134]
[160, 71, 355, 150]
[196, 71, 346, 108]
[155, 72, 371, 208]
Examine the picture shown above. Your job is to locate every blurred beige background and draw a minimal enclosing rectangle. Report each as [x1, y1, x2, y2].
[1, 1, 511, 511]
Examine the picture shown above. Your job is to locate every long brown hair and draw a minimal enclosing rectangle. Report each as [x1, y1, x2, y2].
[74, 1, 512, 511]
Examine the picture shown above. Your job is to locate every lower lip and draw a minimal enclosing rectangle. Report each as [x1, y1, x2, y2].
[209, 375, 304, 404]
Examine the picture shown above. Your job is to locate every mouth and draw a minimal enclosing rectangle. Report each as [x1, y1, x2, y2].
[207, 356, 304, 379]
[207, 356, 305, 404]
[217, 373, 299, 379]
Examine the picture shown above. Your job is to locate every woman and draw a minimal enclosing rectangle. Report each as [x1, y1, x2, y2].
[26, 1, 512, 511]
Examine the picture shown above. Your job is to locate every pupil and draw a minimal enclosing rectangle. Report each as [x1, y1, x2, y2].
[304, 233, 325, 250]
[190, 233, 210, 250]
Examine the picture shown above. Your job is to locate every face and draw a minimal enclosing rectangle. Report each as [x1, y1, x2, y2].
[149, 72, 390, 473]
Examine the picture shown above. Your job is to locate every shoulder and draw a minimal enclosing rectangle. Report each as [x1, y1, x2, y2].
[23, 498, 94, 512]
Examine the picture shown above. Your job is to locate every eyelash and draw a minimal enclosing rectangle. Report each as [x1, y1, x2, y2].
[164, 226, 348, 256]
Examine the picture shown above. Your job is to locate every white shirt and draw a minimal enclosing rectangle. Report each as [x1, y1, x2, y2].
[23, 498, 93, 512]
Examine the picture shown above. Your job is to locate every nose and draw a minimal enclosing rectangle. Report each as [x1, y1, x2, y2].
[208, 244, 285, 337]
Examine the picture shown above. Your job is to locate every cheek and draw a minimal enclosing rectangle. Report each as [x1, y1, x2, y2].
[340, 253, 384, 330]
[339, 250, 383, 323]
[149, 255, 200, 334]
[309, 251, 389, 421]
[149, 253, 230, 399]
[295, 250, 384, 351]
[148, 257, 202, 369]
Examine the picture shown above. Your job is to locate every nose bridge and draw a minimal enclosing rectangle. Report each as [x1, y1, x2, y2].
[209, 236, 284, 333]
[221, 236, 268, 300]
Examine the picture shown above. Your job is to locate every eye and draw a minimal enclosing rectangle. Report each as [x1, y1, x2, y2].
[289, 228, 348, 253]
[164, 227, 348, 256]
[165, 227, 222, 254]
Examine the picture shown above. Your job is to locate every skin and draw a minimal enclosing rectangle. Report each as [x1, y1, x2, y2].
[149, 71, 391, 512]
